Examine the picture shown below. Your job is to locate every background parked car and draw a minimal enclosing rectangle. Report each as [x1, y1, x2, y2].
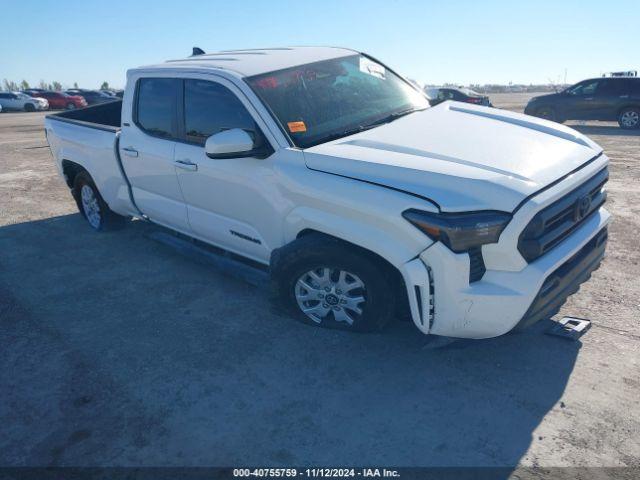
[0, 92, 48, 111]
[64, 89, 117, 105]
[424, 87, 492, 107]
[524, 75, 640, 129]
[24, 90, 87, 110]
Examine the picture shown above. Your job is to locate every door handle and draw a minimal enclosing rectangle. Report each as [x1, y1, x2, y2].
[122, 147, 138, 157]
[174, 159, 198, 171]
[584, 97, 594, 101]
[620, 95, 629, 99]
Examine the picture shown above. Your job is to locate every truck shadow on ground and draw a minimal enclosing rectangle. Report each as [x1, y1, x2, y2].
[569, 124, 640, 137]
[0, 214, 580, 475]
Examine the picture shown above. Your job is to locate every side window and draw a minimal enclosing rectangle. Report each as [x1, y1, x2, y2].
[0, 93, 8, 99]
[184, 79, 256, 145]
[437, 89, 455, 101]
[568, 80, 599, 96]
[598, 79, 623, 96]
[136, 78, 179, 139]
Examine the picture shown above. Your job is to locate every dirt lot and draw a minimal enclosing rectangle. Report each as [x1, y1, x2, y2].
[1, 94, 639, 471]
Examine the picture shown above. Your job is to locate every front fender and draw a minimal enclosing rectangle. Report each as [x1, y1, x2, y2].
[282, 206, 434, 334]
[283, 205, 429, 269]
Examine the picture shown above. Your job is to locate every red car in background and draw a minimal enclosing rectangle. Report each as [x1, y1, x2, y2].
[24, 90, 87, 110]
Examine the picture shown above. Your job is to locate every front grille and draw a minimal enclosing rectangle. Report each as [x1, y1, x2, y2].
[518, 167, 608, 263]
[515, 227, 607, 330]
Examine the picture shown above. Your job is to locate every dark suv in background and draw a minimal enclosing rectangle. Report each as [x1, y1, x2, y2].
[525, 75, 640, 129]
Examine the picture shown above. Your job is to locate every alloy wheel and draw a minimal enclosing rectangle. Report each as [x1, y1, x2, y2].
[621, 110, 639, 128]
[294, 267, 366, 326]
[80, 185, 102, 229]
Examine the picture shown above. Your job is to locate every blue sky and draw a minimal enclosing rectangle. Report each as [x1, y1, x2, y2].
[1, 0, 638, 89]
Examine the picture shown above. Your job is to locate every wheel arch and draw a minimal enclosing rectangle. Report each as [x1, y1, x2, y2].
[61, 159, 89, 189]
[617, 103, 640, 117]
[271, 228, 412, 322]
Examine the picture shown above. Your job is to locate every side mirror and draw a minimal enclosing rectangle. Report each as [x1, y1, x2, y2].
[205, 128, 255, 159]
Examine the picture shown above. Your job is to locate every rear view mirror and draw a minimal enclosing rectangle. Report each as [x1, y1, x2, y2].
[205, 129, 255, 159]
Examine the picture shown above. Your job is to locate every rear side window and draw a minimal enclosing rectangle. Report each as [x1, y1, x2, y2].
[599, 79, 628, 95]
[136, 78, 179, 139]
[183, 79, 255, 145]
[623, 79, 640, 94]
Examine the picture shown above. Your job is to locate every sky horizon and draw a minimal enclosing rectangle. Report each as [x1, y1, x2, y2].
[1, 0, 638, 90]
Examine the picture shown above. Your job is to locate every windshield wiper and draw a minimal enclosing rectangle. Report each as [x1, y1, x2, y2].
[312, 124, 379, 145]
[365, 107, 426, 128]
[308, 108, 426, 147]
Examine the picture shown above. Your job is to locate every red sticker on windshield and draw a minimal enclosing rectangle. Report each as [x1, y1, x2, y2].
[287, 121, 307, 133]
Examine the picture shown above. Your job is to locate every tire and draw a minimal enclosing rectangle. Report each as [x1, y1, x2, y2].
[72, 171, 126, 231]
[272, 234, 397, 332]
[24, 103, 35, 112]
[66, 102, 76, 110]
[618, 107, 640, 129]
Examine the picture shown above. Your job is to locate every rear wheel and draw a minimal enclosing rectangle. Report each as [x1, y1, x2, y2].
[618, 107, 640, 129]
[66, 102, 76, 110]
[24, 103, 35, 112]
[73, 172, 126, 231]
[273, 235, 396, 332]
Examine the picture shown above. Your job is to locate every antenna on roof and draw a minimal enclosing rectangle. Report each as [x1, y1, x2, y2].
[192, 47, 206, 56]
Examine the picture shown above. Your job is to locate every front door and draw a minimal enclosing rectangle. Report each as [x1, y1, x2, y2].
[174, 78, 277, 263]
[119, 77, 190, 232]
[562, 79, 601, 120]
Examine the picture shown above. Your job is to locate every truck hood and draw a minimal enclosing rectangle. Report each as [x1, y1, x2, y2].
[303, 102, 602, 212]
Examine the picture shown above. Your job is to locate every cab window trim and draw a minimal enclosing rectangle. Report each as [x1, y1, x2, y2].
[176, 78, 273, 157]
[132, 77, 180, 141]
[132, 75, 275, 157]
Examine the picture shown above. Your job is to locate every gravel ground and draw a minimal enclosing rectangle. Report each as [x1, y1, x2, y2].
[0, 94, 638, 472]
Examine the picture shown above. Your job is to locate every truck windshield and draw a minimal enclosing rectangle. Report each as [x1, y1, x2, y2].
[246, 54, 428, 148]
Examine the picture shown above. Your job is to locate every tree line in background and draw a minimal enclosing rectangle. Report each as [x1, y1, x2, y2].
[1, 79, 111, 91]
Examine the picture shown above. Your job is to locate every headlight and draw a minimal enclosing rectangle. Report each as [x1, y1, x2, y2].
[403, 209, 511, 253]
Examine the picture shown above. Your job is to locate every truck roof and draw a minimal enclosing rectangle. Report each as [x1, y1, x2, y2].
[140, 46, 357, 78]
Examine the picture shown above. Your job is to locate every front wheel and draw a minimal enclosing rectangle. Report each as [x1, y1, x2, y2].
[24, 103, 35, 112]
[73, 172, 126, 231]
[618, 107, 640, 129]
[66, 102, 76, 110]
[273, 235, 396, 332]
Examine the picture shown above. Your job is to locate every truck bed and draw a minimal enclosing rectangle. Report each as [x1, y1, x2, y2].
[45, 99, 137, 218]
[46, 100, 122, 132]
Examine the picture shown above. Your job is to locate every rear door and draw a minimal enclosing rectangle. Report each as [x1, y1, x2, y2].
[119, 77, 190, 232]
[591, 79, 627, 120]
[1, 93, 20, 109]
[0, 93, 12, 109]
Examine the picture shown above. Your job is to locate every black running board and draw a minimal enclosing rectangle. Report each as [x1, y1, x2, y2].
[145, 230, 270, 288]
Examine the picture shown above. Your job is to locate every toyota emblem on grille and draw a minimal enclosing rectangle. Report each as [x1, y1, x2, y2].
[574, 195, 591, 221]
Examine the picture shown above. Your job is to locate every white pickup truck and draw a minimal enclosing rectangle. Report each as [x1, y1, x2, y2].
[45, 47, 610, 338]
